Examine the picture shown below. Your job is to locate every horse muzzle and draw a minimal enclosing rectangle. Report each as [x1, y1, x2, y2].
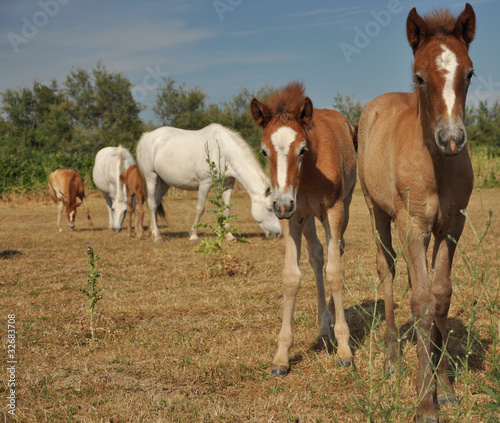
[435, 118, 466, 156]
[273, 195, 296, 220]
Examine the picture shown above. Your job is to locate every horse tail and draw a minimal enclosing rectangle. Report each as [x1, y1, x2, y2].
[157, 201, 166, 221]
[113, 145, 126, 202]
[136, 133, 167, 223]
[351, 123, 358, 152]
[136, 134, 148, 202]
[48, 173, 58, 204]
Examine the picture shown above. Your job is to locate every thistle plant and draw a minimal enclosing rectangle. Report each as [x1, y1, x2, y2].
[195, 142, 244, 275]
[82, 245, 105, 340]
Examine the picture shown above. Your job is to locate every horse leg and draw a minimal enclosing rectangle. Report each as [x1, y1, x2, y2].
[340, 178, 356, 251]
[125, 188, 134, 238]
[397, 216, 435, 422]
[302, 217, 331, 346]
[147, 175, 167, 243]
[322, 204, 352, 366]
[222, 178, 235, 241]
[430, 217, 465, 406]
[81, 197, 95, 231]
[272, 217, 303, 376]
[371, 205, 398, 373]
[136, 193, 144, 240]
[189, 183, 211, 244]
[102, 194, 114, 230]
[57, 201, 64, 232]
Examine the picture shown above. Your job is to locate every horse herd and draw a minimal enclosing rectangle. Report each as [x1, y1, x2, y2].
[47, 5, 477, 422]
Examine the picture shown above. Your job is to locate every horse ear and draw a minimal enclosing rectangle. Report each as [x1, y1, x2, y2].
[406, 7, 427, 54]
[250, 98, 272, 128]
[298, 97, 313, 128]
[454, 3, 476, 47]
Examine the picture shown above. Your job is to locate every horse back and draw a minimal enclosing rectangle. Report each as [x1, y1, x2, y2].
[309, 109, 357, 198]
[49, 169, 84, 205]
[120, 165, 144, 201]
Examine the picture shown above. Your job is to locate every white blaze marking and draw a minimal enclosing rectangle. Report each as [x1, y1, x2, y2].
[69, 210, 75, 222]
[270, 126, 297, 190]
[436, 44, 458, 118]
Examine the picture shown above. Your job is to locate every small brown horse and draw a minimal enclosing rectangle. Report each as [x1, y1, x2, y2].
[48, 169, 95, 232]
[119, 164, 145, 239]
[357, 4, 476, 422]
[251, 82, 357, 375]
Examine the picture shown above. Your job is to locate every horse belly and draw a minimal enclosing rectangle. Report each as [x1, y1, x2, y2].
[93, 168, 115, 197]
[361, 141, 397, 218]
[154, 156, 202, 191]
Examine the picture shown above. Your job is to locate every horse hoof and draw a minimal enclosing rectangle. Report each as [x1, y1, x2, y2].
[189, 237, 199, 244]
[271, 366, 288, 377]
[154, 237, 164, 244]
[338, 359, 352, 368]
[437, 393, 457, 406]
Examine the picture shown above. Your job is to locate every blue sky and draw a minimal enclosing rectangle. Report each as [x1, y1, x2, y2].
[1, 0, 499, 124]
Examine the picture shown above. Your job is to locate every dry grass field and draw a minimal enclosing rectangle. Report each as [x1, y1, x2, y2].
[1, 184, 499, 422]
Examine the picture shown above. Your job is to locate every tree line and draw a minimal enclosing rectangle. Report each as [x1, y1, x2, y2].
[1, 61, 498, 195]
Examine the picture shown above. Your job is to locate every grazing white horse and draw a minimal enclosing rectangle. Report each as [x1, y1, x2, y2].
[136, 123, 282, 243]
[93, 146, 136, 232]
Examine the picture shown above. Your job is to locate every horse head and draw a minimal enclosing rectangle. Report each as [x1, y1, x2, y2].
[407, 3, 475, 156]
[110, 195, 128, 232]
[251, 83, 312, 219]
[63, 198, 81, 229]
[249, 183, 282, 238]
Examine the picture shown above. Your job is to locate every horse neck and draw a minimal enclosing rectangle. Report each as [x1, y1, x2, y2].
[218, 136, 267, 198]
[114, 148, 126, 202]
[413, 96, 438, 153]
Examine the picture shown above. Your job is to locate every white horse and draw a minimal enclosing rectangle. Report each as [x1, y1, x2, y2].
[136, 123, 282, 243]
[93, 145, 136, 232]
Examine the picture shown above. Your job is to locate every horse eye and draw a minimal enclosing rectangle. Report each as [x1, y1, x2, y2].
[414, 74, 425, 86]
[466, 69, 475, 83]
[260, 149, 268, 158]
[299, 146, 307, 156]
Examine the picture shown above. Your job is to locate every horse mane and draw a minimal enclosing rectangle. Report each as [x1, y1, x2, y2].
[422, 8, 458, 38]
[266, 81, 306, 123]
[113, 145, 126, 202]
[219, 125, 262, 170]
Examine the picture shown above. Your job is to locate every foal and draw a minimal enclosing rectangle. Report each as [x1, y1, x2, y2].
[251, 82, 357, 375]
[357, 4, 476, 422]
[119, 164, 145, 239]
[48, 169, 94, 232]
